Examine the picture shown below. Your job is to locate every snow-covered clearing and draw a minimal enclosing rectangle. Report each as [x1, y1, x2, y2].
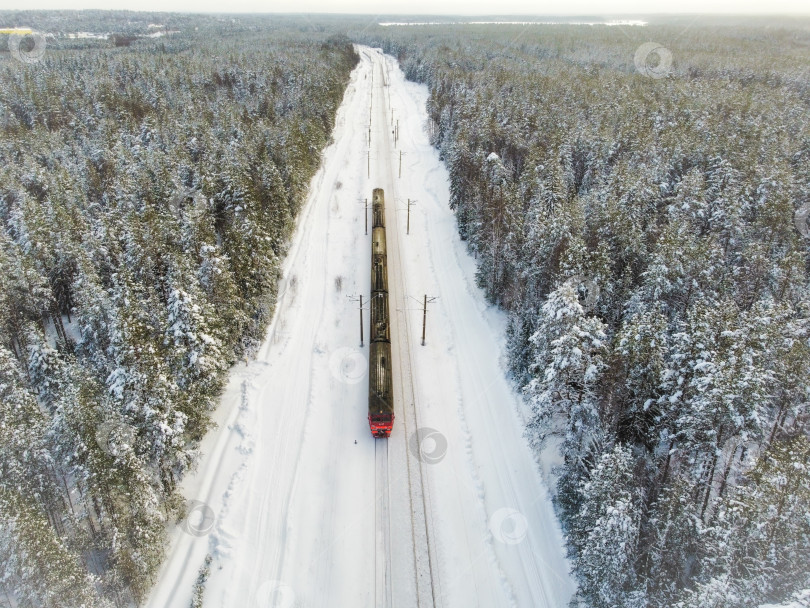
[145, 46, 573, 608]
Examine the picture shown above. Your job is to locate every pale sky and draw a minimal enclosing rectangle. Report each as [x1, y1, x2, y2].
[4, 0, 810, 15]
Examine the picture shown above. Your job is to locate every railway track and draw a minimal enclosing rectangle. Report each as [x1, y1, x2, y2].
[369, 51, 441, 607]
[375, 438, 393, 607]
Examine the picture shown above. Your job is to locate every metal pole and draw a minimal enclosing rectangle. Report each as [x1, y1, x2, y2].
[421, 294, 427, 346]
[407, 199, 410, 235]
[368, 126, 371, 147]
[360, 294, 364, 347]
[365, 198, 368, 235]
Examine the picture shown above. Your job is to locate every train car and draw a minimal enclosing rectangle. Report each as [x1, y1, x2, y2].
[368, 188, 395, 438]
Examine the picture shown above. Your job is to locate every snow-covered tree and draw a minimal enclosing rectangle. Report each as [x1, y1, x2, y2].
[573, 444, 642, 608]
[525, 281, 607, 450]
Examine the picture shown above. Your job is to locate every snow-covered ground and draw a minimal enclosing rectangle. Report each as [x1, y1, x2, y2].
[145, 46, 573, 608]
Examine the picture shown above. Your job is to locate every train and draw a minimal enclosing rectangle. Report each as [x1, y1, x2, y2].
[368, 188, 395, 438]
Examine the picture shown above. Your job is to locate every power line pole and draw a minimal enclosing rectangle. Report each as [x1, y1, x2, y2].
[421, 295, 438, 346]
[365, 198, 368, 235]
[422, 294, 426, 346]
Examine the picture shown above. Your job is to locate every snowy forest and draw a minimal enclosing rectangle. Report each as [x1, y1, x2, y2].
[362, 19, 810, 608]
[2, 10, 810, 608]
[0, 12, 356, 606]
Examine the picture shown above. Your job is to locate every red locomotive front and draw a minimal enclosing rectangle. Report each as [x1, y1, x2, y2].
[368, 412, 395, 438]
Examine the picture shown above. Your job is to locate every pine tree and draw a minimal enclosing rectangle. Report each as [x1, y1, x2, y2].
[525, 281, 608, 450]
[573, 445, 642, 608]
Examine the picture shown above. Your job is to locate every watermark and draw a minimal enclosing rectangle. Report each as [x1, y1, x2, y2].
[7, 31, 47, 64]
[566, 275, 600, 311]
[409, 427, 447, 465]
[95, 420, 137, 456]
[634, 42, 672, 79]
[255, 580, 296, 608]
[489, 507, 529, 545]
[795, 202, 810, 239]
[328, 347, 367, 384]
[181, 500, 216, 537]
[168, 187, 199, 216]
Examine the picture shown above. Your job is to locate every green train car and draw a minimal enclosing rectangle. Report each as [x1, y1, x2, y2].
[368, 188, 394, 438]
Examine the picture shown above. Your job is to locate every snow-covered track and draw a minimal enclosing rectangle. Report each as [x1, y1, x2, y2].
[375, 438, 393, 607]
[370, 53, 441, 608]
